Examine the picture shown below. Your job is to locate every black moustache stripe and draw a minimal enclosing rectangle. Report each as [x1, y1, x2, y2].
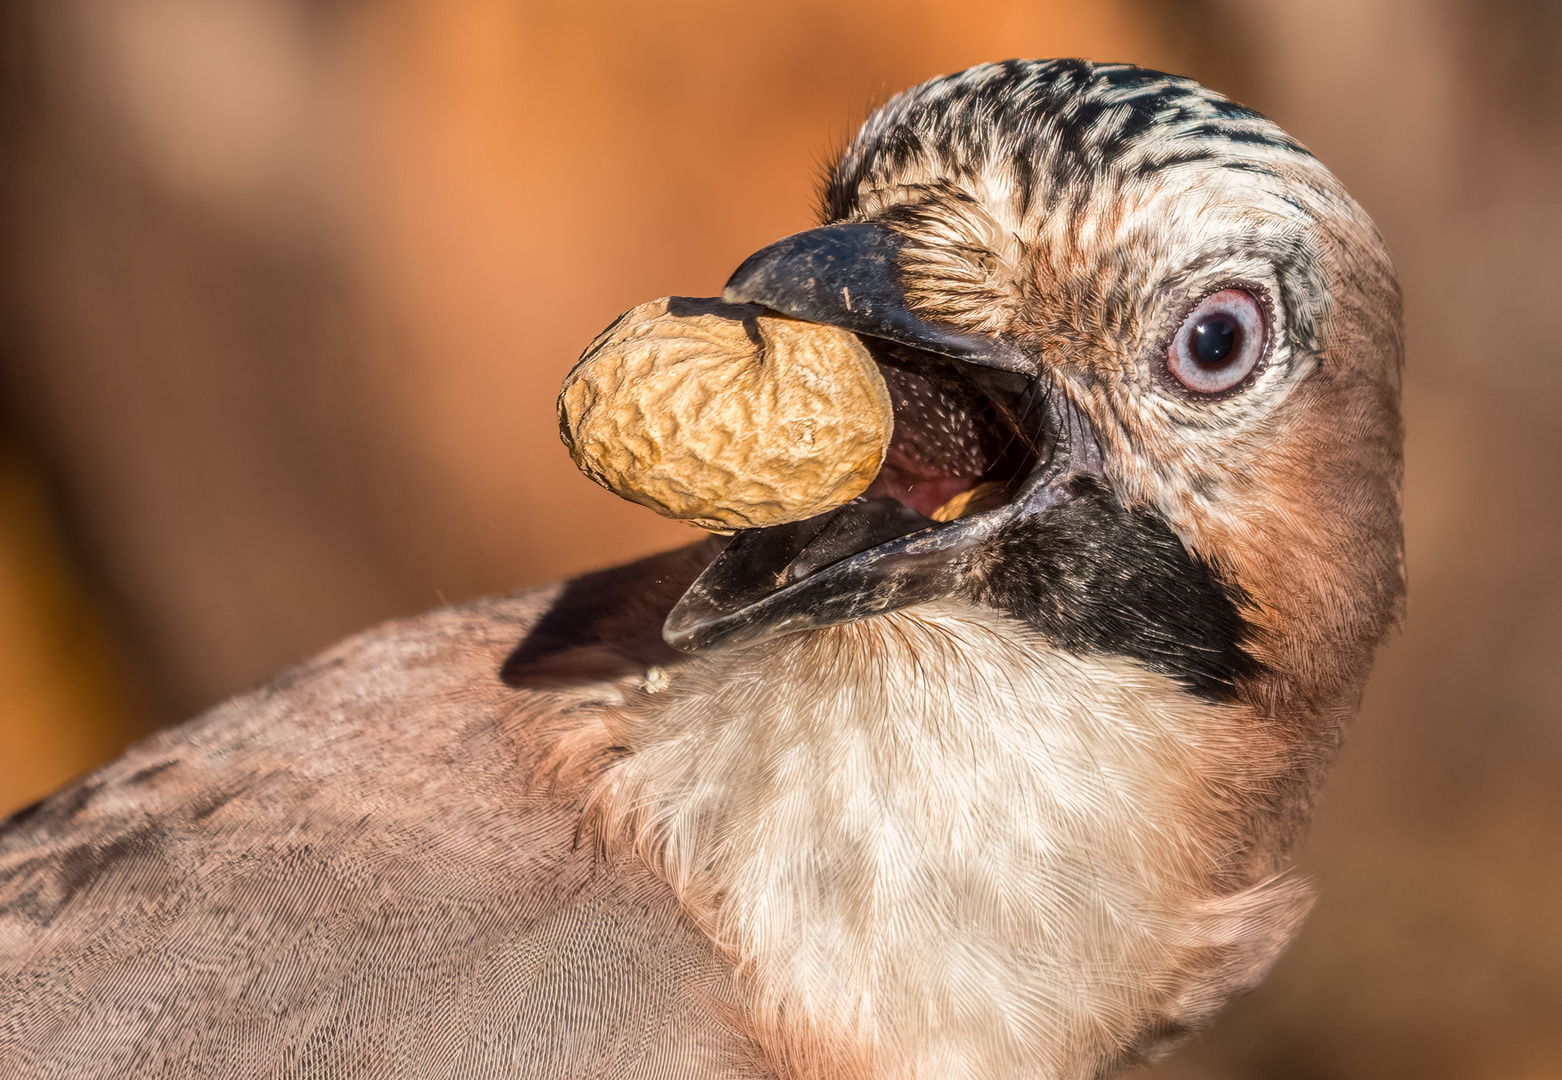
[966, 477, 1260, 703]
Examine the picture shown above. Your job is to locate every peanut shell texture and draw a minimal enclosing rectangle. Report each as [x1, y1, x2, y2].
[558, 298, 893, 532]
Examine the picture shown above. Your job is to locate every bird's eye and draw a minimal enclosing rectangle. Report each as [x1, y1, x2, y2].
[1165, 288, 1267, 395]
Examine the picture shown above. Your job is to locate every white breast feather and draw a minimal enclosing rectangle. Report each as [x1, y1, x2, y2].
[589, 605, 1312, 1080]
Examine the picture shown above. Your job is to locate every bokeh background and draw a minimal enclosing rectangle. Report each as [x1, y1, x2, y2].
[0, 0, 1557, 1075]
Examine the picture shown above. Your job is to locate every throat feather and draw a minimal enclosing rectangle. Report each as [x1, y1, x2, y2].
[586, 606, 1309, 1080]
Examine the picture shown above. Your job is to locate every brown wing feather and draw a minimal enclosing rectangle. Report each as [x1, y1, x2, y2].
[0, 546, 767, 1079]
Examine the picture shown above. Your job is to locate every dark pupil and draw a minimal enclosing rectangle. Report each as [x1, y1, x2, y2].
[1193, 316, 1238, 366]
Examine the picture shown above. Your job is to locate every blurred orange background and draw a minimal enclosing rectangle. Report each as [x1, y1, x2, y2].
[0, 1, 1557, 1076]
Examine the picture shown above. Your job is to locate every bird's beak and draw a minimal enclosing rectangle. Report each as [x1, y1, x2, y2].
[663, 224, 1102, 652]
[720, 223, 1037, 376]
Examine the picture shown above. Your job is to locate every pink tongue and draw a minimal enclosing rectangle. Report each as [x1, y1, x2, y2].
[863, 446, 978, 518]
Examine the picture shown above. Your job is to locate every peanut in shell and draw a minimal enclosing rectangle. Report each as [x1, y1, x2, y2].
[558, 298, 892, 531]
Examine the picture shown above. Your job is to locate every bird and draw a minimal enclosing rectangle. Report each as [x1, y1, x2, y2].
[0, 59, 1403, 1080]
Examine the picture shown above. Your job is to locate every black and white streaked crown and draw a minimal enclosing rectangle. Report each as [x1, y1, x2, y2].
[823, 59, 1314, 223]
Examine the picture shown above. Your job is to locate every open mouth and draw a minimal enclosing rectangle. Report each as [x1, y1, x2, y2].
[864, 340, 1041, 522]
[664, 330, 1067, 651]
[761, 336, 1048, 588]
[658, 220, 1101, 651]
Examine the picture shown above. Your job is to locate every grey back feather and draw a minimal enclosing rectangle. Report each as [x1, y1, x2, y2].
[0, 550, 766, 1080]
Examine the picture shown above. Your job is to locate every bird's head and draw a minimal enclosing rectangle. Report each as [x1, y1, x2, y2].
[666, 59, 1404, 722]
